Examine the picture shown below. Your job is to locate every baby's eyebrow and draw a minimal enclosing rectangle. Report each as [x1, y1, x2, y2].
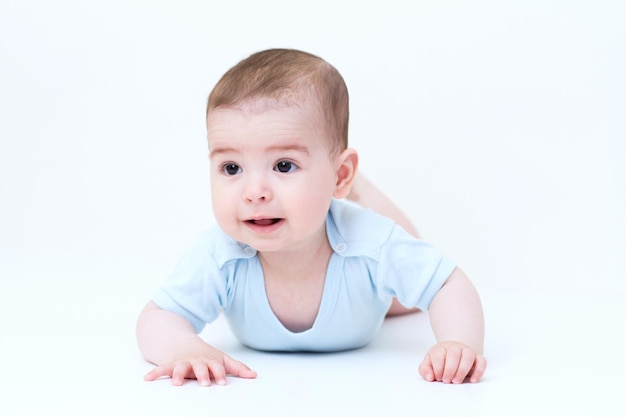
[209, 143, 310, 159]
[209, 146, 237, 159]
[265, 143, 310, 155]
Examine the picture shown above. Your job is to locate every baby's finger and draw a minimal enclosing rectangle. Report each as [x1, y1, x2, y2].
[224, 357, 258, 379]
[191, 361, 212, 387]
[441, 345, 462, 383]
[418, 357, 435, 382]
[468, 355, 488, 383]
[171, 363, 191, 386]
[144, 364, 174, 381]
[427, 349, 446, 382]
[452, 350, 476, 384]
[207, 360, 228, 385]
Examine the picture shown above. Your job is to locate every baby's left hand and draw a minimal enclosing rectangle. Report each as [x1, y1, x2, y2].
[418, 341, 487, 384]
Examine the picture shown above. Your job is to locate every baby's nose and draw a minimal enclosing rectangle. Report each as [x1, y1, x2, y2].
[243, 175, 272, 203]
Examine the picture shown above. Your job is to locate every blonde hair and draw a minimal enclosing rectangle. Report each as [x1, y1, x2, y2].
[206, 48, 349, 152]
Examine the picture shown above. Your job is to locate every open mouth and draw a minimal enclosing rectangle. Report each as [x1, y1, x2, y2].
[246, 218, 282, 226]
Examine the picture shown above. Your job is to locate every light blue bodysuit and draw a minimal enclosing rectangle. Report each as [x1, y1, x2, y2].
[152, 199, 456, 352]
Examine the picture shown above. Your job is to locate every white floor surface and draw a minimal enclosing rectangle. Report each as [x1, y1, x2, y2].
[1, 268, 624, 416]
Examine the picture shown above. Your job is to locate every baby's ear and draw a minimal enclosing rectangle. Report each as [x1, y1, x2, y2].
[334, 149, 359, 199]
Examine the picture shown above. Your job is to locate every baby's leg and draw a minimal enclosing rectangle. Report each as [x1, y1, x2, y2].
[347, 173, 420, 238]
[387, 300, 420, 316]
[346, 173, 421, 317]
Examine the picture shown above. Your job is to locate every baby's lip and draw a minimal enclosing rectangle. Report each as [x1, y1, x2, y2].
[245, 218, 282, 225]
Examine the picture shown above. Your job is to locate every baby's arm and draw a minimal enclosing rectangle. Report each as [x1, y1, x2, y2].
[418, 268, 487, 383]
[347, 172, 420, 316]
[348, 172, 487, 382]
[136, 301, 257, 386]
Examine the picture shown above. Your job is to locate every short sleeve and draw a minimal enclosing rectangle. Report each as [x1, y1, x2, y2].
[375, 226, 456, 310]
[151, 231, 228, 333]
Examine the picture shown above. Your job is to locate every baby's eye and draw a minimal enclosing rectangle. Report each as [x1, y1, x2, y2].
[222, 163, 242, 176]
[274, 160, 298, 173]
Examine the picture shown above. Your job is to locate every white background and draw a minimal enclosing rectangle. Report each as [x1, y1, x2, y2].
[1, 1, 625, 415]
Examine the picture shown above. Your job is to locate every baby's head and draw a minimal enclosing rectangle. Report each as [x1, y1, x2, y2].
[206, 48, 349, 155]
[205, 49, 358, 252]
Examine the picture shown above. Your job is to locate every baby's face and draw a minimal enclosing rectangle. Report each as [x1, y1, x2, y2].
[207, 102, 339, 253]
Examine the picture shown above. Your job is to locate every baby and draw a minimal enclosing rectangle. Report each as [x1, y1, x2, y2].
[136, 48, 486, 386]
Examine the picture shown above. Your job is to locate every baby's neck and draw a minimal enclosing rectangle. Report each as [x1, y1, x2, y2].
[258, 234, 333, 333]
[257, 235, 333, 280]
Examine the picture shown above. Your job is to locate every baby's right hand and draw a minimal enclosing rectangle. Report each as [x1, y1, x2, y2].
[143, 346, 257, 386]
